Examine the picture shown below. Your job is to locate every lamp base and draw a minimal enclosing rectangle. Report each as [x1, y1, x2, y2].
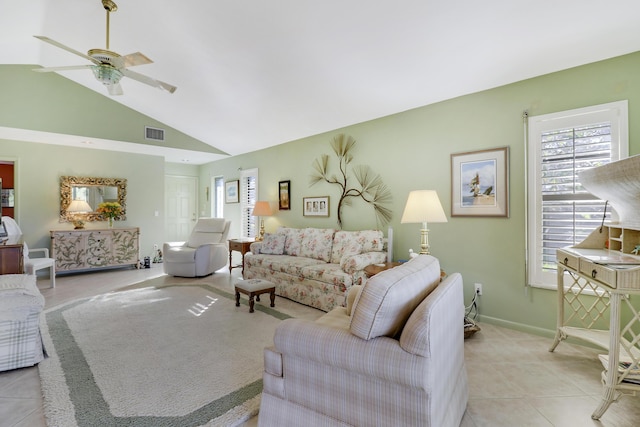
[255, 219, 265, 242]
[419, 223, 430, 255]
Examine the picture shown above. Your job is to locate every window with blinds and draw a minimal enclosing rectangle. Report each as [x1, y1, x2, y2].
[540, 124, 612, 271]
[527, 101, 628, 289]
[240, 169, 258, 239]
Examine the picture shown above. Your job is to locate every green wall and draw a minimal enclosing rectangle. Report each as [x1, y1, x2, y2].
[2, 52, 639, 335]
[0, 141, 165, 260]
[200, 51, 640, 335]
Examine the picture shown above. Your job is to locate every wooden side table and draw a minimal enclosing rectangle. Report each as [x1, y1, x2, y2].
[228, 239, 254, 276]
[364, 262, 401, 278]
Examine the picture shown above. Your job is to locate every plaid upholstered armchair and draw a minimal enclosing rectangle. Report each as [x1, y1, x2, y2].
[258, 255, 468, 426]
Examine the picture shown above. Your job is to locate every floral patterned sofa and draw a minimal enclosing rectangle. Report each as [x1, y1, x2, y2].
[244, 227, 387, 312]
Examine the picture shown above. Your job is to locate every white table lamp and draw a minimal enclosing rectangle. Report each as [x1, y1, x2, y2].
[67, 199, 93, 229]
[401, 190, 447, 255]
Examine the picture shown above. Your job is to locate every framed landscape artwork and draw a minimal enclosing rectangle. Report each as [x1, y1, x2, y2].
[279, 180, 290, 210]
[303, 196, 329, 217]
[450, 147, 509, 217]
[225, 180, 239, 204]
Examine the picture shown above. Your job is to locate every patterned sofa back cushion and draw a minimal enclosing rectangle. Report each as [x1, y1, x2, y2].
[278, 227, 302, 256]
[350, 255, 441, 340]
[299, 228, 336, 262]
[330, 230, 384, 264]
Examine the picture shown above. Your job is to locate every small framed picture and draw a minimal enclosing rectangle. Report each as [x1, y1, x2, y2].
[450, 146, 509, 217]
[225, 180, 239, 204]
[279, 180, 291, 210]
[303, 196, 329, 217]
[1, 189, 14, 208]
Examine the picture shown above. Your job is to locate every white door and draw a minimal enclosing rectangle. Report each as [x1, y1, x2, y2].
[165, 175, 197, 242]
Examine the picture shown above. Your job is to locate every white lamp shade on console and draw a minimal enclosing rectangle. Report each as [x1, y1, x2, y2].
[67, 199, 93, 229]
[401, 190, 447, 255]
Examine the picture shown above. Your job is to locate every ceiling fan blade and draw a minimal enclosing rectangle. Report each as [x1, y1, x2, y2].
[33, 65, 93, 73]
[121, 69, 177, 94]
[34, 36, 101, 65]
[106, 83, 124, 96]
[121, 52, 153, 68]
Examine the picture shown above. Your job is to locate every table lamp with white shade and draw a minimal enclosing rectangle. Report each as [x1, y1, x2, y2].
[400, 190, 448, 255]
[252, 201, 273, 242]
[67, 199, 93, 229]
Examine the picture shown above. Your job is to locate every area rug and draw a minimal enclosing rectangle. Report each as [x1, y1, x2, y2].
[38, 283, 296, 427]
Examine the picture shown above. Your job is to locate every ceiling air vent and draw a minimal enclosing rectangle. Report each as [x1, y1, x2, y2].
[145, 126, 165, 141]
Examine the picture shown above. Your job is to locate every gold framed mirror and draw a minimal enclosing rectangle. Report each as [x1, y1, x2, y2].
[60, 176, 127, 222]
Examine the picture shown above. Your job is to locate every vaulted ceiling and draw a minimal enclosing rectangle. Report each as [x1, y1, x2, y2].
[3, 0, 640, 164]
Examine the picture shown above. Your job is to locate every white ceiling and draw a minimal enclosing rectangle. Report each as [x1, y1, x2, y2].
[3, 0, 640, 164]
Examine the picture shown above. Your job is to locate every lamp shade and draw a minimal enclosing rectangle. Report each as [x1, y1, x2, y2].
[67, 199, 93, 213]
[252, 201, 273, 217]
[401, 190, 447, 224]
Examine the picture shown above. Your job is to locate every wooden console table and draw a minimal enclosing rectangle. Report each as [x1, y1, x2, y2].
[51, 227, 139, 273]
[0, 235, 23, 274]
[228, 239, 254, 276]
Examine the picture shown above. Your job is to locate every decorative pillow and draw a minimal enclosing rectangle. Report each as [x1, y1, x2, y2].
[259, 233, 286, 255]
[299, 228, 335, 262]
[356, 230, 384, 252]
[330, 231, 359, 263]
[349, 255, 441, 340]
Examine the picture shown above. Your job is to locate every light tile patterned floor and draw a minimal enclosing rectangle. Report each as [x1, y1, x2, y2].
[1, 265, 639, 426]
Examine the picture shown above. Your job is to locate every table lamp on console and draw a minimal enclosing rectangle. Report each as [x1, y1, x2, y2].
[67, 199, 93, 229]
[401, 190, 448, 255]
[252, 201, 273, 242]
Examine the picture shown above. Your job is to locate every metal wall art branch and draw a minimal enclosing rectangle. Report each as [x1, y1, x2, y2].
[309, 134, 392, 229]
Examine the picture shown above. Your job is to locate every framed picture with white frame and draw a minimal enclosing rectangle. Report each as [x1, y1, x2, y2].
[225, 180, 239, 204]
[450, 146, 509, 217]
[303, 196, 329, 217]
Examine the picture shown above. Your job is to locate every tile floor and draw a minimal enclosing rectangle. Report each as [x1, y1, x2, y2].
[1, 265, 639, 426]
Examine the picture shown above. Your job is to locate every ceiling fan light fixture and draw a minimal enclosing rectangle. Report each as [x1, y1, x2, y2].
[92, 65, 123, 85]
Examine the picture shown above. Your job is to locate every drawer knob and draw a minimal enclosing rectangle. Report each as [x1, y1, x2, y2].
[591, 269, 597, 279]
[563, 257, 569, 265]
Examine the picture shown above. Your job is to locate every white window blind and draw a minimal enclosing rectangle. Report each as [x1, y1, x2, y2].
[527, 101, 628, 289]
[240, 169, 258, 239]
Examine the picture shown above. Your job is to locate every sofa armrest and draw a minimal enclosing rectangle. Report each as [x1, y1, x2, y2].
[273, 318, 428, 388]
[250, 241, 262, 254]
[340, 251, 387, 274]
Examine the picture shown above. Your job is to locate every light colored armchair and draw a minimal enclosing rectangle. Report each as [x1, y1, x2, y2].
[163, 218, 231, 277]
[1, 216, 56, 288]
[259, 255, 468, 427]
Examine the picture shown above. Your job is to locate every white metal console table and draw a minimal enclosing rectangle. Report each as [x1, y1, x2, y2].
[549, 155, 640, 420]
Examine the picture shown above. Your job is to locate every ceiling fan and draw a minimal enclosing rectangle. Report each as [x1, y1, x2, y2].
[33, 0, 176, 96]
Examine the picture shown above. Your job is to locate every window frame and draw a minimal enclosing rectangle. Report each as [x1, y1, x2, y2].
[527, 101, 629, 289]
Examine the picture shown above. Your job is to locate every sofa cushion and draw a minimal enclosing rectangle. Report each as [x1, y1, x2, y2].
[280, 227, 303, 256]
[299, 228, 335, 262]
[300, 264, 354, 289]
[260, 233, 286, 255]
[349, 255, 441, 340]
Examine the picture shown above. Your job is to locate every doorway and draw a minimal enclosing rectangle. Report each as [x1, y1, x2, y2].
[165, 175, 197, 242]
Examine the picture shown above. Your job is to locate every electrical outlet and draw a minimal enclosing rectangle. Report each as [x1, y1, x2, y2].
[474, 283, 482, 296]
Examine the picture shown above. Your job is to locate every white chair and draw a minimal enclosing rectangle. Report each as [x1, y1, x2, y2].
[1, 216, 56, 288]
[163, 218, 231, 277]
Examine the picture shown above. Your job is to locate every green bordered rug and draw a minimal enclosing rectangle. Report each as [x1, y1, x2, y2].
[39, 283, 293, 427]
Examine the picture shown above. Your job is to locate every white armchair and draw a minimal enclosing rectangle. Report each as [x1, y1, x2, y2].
[163, 218, 231, 277]
[1, 216, 56, 288]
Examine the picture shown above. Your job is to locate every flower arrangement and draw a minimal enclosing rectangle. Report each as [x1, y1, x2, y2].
[97, 202, 122, 227]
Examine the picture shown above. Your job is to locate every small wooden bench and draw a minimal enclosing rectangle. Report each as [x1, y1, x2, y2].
[234, 279, 275, 313]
